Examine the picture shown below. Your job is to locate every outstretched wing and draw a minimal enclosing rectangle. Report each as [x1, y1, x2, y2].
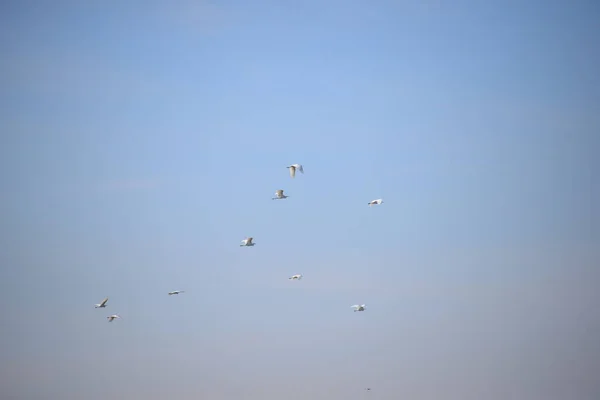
[289, 166, 296, 178]
[297, 164, 304, 174]
[100, 297, 108, 306]
[276, 189, 283, 197]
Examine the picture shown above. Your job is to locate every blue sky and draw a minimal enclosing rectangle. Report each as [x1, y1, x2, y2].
[1, 1, 599, 399]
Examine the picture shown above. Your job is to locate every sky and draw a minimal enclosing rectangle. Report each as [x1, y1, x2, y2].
[0, 0, 599, 399]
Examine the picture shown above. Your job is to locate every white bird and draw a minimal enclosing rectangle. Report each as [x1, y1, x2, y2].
[289, 274, 303, 280]
[168, 290, 185, 295]
[368, 199, 383, 207]
[240, 237, 255, 247]
[272, 189, 289, 200]
[287, 164, 304, 178]
[107, 314, 121, 322]
[351, 304, 367, 312]
[94, 297, 108, 308]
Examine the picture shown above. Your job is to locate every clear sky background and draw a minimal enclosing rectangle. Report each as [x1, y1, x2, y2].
[1, 1, 599, 399]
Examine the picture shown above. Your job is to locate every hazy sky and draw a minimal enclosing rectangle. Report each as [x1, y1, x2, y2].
[1, 1, 599, 399]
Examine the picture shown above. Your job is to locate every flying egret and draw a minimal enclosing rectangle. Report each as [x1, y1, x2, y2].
[368, 199, 383, 207]
[272, 189, 289, 200]
[240, 237, 255, 247]
[168, 290, 185, 295]
[94, 297, 108, 308]
[107, 314, 121, 322]
[351, 304, 367, 312]
[287, 164, 304, 178]
[289, 274, 303, 280]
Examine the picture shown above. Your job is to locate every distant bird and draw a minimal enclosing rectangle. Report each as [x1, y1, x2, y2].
[368, 199, 383, 207]
[107, 314, 121, 322]
[168, 290, 185, 295]
[289, 274, 303, 280]
[272, 189, 289, 200]
[287, 164, 304, 178]
[365, 388, 371, 391]
[240, 237, 255, 247]
[94, 297, 108, 308]
[351, 304, 367, 312]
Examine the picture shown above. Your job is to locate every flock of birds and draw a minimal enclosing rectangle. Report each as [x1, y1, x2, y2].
[92, 162, 380, 394]
[93, 162, 383, 367]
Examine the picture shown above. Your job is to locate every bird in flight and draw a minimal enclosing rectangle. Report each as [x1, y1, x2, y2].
[107, 314, 121, 322]
[368, 199, 383, 207]
[289, 274, 303, 280]
[94, 297, 108, 308]
[351, 304, 367, 312]
[168, 290, 185, 295]
[272, 189, 289, 200]
[287, 164, 304, 178]
[240, 237, 255, 247]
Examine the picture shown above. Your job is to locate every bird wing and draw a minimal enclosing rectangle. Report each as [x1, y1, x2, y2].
[247, 237, 253, 244]
[297, 164, 304, 173]
[100, 297, 108, 306]
[276, 189, 283, 196]
[289, 166, 296, 178]
[351, 305, 359, 309]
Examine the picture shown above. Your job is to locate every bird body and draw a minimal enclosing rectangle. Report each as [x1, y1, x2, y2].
[351, 304, 367, 312]
[107, 314, 121, 322]
[368, 199, 383, 207]
[287, 164, 304, 178]
[95, 297, 108, 308]
[289, 274, 303, 280]
[240, 237, 255, 247]
[168, 290, 185, 295]
[272, 189, 289, 200]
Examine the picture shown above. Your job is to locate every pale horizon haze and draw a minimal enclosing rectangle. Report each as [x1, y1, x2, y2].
[1, 1, 599, 399]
